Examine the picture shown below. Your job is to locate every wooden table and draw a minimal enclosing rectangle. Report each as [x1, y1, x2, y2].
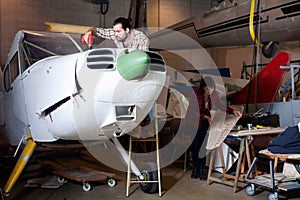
[207, 127, 286, 193]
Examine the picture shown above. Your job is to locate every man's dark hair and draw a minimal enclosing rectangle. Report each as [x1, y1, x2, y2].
[113, 17, 132, 30]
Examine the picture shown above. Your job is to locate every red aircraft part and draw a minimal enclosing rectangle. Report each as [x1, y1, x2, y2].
[233, 51, 291, 105]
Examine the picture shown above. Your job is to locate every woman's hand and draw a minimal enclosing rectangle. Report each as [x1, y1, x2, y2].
[204, 115, 211, 123]
[233, 110, 242, 117]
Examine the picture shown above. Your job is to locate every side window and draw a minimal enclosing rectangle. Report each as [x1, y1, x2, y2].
[3, 53, 19, 92]
[10, 53, 20, 82]
[3, 66, 11, 92]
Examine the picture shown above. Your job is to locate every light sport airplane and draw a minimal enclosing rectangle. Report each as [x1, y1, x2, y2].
[0, 30, 166, 196]
[149, 0, 300, 58]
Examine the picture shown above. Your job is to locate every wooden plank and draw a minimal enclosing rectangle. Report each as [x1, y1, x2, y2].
[229, 127, 285, 137]
[52, 167, 116, 183]
[25, 175, 65, 189]
[278, 181, 300, 191]
[259, 149, 300, 160]
[45, 22, 91, 34]
[247, 173, 300, 192]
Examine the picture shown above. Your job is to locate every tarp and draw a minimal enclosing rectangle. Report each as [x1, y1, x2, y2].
[268, 125, 300, 154]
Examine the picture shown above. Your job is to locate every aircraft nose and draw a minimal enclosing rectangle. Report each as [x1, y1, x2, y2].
[117, 50, 150, 81]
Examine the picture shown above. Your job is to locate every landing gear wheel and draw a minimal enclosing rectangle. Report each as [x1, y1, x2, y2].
[245, 184, 256, 196]
[139, 162, 161, 194]
[267, 192, 279, 200]
[107, 178, 116, 187]
[262, 41, 279, 58]
[82, 182, 92, 192]
[57, 176, 65, 184]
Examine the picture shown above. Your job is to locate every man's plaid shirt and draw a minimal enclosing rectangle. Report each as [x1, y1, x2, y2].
[95, 28, 149, 51]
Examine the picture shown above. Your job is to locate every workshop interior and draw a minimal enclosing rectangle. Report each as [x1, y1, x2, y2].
[1, 0, 300, 200]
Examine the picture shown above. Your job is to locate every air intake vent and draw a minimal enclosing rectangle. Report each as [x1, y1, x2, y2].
[87, 49, 115, 69]
[115, 105, 136, 121]
[146, 51, 166, 72]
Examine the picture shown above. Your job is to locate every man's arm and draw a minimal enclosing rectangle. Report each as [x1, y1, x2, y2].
[137, 35, 149, 51]
[130, 30, 149, 51]
[87, 27, 115, 39]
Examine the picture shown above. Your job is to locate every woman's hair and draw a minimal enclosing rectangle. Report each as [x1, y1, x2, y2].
[113, 17, 132, 30]
[199, 76, 215, 92]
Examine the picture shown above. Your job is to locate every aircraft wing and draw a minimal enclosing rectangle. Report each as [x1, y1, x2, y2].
[149, 0, 300, 51]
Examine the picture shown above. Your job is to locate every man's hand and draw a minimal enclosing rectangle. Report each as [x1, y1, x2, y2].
[83, 28, 97, 44]
[83, 31, 92, 44]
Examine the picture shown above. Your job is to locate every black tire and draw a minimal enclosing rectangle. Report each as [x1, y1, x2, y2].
[262, 41, 279, 58]
[140, 162, 161, 194]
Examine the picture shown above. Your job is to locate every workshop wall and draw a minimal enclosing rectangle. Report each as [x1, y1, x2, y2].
[147, 0, 216, 81]
[148, 0, 209, 29]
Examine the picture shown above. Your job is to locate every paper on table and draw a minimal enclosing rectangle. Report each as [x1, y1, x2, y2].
[206, 105, 243, 150]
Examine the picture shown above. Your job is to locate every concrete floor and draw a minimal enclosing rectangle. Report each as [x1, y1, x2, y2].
[1, 148, 300, 200]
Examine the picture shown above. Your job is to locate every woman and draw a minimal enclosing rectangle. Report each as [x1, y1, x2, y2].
[186, 76, 241, 180]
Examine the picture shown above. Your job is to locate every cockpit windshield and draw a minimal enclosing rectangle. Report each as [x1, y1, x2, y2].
[20, 31, 110, 69]
[21, 31, 84, 66]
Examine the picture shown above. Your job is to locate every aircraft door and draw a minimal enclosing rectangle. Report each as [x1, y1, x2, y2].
[0, 69, 3, 125]
[2, 52, 29, 145]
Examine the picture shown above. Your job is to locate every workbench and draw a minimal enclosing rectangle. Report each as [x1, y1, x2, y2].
[207, 127, 285, 193]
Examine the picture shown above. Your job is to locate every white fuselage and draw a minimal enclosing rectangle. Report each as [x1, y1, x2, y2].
[3, 45, 166, 145]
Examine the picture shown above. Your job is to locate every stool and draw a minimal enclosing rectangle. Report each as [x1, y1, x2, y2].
[126, 104, 162, 197]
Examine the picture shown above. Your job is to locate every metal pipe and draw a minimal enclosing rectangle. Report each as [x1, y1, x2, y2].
[111, 137, 142, 177]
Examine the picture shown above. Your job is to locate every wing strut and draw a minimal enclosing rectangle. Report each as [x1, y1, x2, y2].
[2, 135, 36, 197]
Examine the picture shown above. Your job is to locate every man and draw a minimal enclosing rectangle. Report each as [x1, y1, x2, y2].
[85, 17, 149, 51]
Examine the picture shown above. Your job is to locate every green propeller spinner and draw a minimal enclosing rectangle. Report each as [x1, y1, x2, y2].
[117, 50, 150, 81]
